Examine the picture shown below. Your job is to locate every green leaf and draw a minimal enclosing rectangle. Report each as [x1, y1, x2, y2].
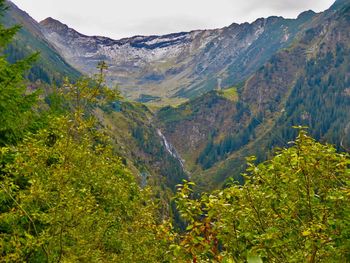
[247, 255, 263, 263]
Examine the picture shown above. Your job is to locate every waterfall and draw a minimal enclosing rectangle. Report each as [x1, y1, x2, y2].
[157, 129, 185, 169]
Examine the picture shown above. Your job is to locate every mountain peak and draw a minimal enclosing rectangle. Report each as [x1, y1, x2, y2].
[40, 17, 69, 33]
[40, 17, 60, 24]
[40, 17, 64, 26]
[297, 10, 316, 20]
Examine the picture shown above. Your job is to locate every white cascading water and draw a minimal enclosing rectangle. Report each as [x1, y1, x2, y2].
[157, 129, 185, 169]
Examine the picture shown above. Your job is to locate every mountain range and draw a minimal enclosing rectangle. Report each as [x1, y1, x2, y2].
[4, 0, 350, 191]
[39, 10, 318, 104]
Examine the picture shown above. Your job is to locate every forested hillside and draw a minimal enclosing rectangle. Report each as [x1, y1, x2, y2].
[3, 0, 80, 84]
[157, 0, 350, 190]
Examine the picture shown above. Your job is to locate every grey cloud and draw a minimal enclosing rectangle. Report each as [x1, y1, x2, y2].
[117, 16, 216, 36]
[12, 0, 335, 39]
[237, 0, 334, 16]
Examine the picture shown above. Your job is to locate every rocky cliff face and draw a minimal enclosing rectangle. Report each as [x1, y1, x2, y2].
[39, 12, 315, 103]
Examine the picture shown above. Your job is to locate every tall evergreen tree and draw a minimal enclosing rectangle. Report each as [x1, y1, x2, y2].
[0, 0, 38, 146]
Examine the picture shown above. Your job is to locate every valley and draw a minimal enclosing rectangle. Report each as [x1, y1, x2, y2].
[4, 0, 350, 191]
[1, 0, 350, 261]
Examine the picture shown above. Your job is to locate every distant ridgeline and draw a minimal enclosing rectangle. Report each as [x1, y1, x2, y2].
[38, 5, 316, 103]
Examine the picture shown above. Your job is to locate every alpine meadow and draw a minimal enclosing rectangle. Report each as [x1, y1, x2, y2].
[1, 0, 350, 262]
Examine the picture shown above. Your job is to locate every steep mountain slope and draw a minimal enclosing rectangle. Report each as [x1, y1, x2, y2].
[95, 101, 188, 192]
[3, 1, 81, 83]
[157, 0, 350, 190]
[39, 12, 315, 103]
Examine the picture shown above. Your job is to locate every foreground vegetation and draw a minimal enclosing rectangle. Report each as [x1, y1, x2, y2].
[1, 1, 349, 262]
[173, 130, 350, 262]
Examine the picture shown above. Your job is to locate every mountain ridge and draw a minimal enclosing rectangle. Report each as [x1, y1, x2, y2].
[39, 9, 318, 104]
[39, 12, 318, 44]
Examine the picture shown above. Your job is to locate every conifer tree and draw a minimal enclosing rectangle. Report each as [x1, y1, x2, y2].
[0, 0, 39, 146]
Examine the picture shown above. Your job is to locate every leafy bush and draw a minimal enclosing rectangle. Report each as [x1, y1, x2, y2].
[173, 129, 350, 262]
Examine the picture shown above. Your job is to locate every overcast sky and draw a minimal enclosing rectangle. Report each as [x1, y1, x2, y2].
[12, 0, 335, 39]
